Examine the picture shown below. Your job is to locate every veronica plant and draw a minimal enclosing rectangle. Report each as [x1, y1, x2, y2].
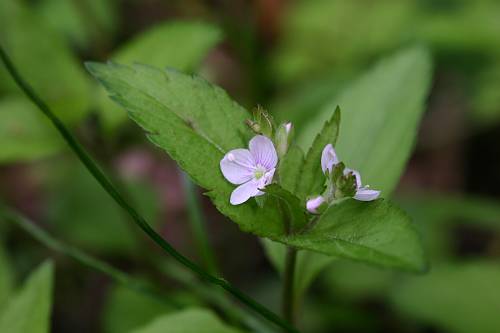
[0, 42, 429, 331]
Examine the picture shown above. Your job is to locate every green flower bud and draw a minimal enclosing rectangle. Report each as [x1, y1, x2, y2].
[275, 122, 293, 158]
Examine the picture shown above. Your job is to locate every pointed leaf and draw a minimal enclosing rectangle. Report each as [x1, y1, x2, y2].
[263, 184, 308, 231]
[297, 106, 340, 199]
[0, 261, 54, 333]
[298, 46, 432, 196]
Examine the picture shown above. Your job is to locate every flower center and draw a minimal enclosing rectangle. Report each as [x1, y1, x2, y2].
[254, 165, 266, 180]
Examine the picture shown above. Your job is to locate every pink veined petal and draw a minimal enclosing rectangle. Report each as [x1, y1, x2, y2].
[249, 135, 278, 170]
[306, 195, 325, 214]
[230, 180, 261, 205]
[354, 187, 381, 201]
[220, 149, 256, 185]
[321, 144, 339, 174]
[344, 168, 362, 188]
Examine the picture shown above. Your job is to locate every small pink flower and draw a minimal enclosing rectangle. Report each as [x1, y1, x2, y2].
[306, 195, 325, 214]
[220, 135, 277, 205]
[343, 168, 381, 201]
[321, 144, 339, 174]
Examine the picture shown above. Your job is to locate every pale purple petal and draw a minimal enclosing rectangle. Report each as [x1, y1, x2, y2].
[354, 187, 381, 201]
[249, 135, 278, 170]
[306, 195, 325, 214]
[256, 168, 275, 191]
[321, 144, 339, 174]
[220, 149, 256, 185]
[344, 168, 362, 188]
[230, 180, 261, 205]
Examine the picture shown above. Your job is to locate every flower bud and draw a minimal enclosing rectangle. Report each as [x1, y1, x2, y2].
[247, 106, 274, 137]
[275, 122, 293, 158]
[306, 195, 327, 214]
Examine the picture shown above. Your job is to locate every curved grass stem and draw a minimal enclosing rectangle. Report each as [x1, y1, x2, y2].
[0, 45, 300, 333]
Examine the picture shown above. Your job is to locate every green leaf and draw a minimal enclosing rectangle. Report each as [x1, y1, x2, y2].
[103, 284, 177, 333]
[263, 184, 308, 231]
[391, 261, 500, 333]
[0, 96, 64, 162]
[98, 21, 222, 130]
[298, 46, 432, 196]
[131, 308, 244, 333]
[0, 0, 91, 124]
[278, 144, 305, 193]
[297, 106, 340, 199]
[283, 199, 426, 272]
[87, 62, 287, 237]
[0, 261, 54, 333]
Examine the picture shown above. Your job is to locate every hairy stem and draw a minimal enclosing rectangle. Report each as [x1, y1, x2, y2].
[282, 246, 298, 325]
[181, 172, 220, 275]
[0, 45, 299, 333]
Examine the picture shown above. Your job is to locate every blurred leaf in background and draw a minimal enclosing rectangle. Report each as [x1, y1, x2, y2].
[131, 308, 244, 333]
[0, 243, 14, 309]
[35, 0, 119, 50]
[96, 21, 222, 130]
[0, 0, 91, 124]
[46, 163, 160, 255]
[102, 284, 177, 333]
[391, 261, 500, 333]
[0, 261, 53, 333]
[0, 97, 64, 162]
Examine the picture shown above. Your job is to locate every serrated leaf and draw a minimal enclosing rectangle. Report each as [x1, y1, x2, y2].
[0, 261, 54, 333]
[131, 308, 243, 333]
[88, 62, 286, 237]
[263, 184, 308, 231]
[0, 96, 64, 162]
[391, 261, 500, 333]
[298, 46, 432, 196]
[282, 199, 426, 272]
[297, 106, 340, 199]
[0, 0, 91, 124]
[98, 21, 222, 130]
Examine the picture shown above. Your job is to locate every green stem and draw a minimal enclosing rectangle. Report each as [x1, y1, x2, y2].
[181, 172, 220, 276]
[0, 45, 299, 333]
[0, 206, 180, 309]
[282, 247, 298, 326]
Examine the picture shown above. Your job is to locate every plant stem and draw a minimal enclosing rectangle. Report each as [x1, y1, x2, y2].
[181, 172, 220, 276]
[0, 205, 181, 309]
[282, 246, 298, 326]
[0, 45, 300, 333]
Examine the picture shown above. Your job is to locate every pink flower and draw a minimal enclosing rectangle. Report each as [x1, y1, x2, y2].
[343, 168, 381, 202]
[321, 144, 339, 174]
[306, 195, 325, 214]
[220, 135, 277, 205]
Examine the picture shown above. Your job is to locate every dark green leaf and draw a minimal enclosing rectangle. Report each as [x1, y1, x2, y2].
[278, 144, 305, 193]
[263, 184, 308, 231]
[282, 199, 426, 272]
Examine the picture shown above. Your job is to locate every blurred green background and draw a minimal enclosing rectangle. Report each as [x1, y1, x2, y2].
[1, 0, 500, 332]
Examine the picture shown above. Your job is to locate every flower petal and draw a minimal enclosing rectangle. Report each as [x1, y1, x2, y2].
[306, 195, 325, 214]
[354, 187, 381, 201]
[321, 144, 339, 174]
[249, 135, 278, 170]
[344, 168, 362, 188]
[230, 180, 261, 205]
[220, 149, 255, 185]
[256, 168, 275, 191]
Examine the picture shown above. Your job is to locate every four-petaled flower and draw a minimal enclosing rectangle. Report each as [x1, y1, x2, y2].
[220, 135, 277, 205]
